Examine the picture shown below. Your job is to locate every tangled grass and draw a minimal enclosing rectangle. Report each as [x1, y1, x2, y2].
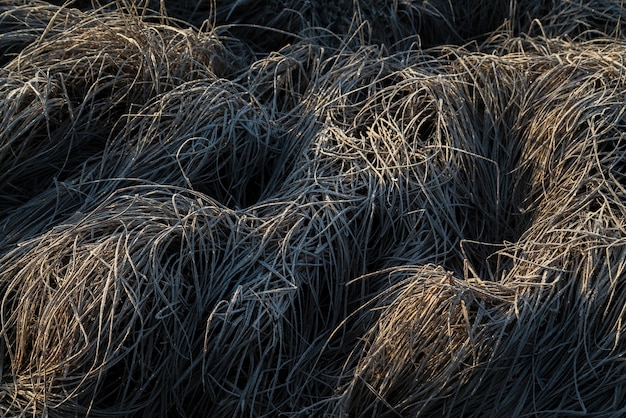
[1, 0, 626, 416]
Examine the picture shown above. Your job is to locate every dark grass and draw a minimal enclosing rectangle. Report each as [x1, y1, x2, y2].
[1, 0, 626, 416]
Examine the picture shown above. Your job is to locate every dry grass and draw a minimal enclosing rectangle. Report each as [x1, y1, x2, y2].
[1, 0, 626, 416]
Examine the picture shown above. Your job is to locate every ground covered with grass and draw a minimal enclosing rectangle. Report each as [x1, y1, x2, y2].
[1, 0, 626, 416]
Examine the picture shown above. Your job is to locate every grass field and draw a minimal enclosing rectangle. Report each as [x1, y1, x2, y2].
[1, 0, 626, 416]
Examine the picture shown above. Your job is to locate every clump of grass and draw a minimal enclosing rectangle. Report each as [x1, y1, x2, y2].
[321, 37, 626, 417]
[0, 1, 242, 229]
[89, 78, 279, 208]
[0, 1, 88, 65]
[0, 187, 291, 415]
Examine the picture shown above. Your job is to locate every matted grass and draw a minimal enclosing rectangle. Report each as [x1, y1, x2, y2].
[1, 0, 626, 416]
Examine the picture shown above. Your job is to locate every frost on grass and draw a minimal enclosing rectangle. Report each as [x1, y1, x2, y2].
[1, 1, 626, 416]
